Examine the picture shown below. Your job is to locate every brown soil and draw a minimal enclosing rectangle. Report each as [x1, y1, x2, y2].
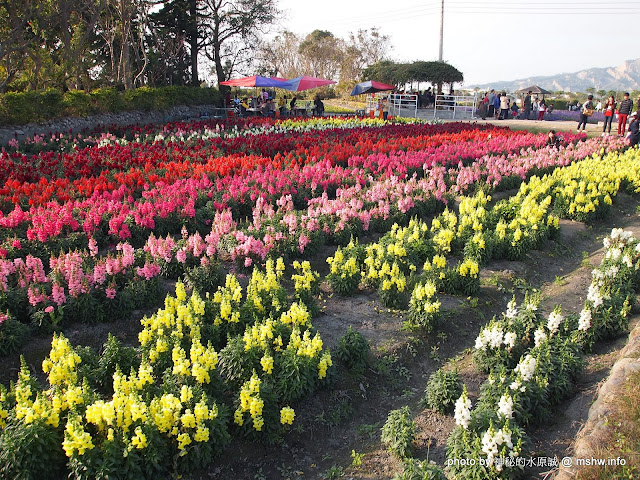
[1, 193, 638, 480]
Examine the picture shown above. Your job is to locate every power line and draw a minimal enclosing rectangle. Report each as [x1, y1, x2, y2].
[326, 5, 640, 30]
[325, 2, 639, 29]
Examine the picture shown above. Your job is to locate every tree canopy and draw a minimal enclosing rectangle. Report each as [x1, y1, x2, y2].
[362, 60, 464, 91]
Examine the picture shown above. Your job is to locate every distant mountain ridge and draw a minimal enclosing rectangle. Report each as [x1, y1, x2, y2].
[469, 58, 640, 93]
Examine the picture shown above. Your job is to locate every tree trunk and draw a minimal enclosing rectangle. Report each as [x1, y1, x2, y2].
[189, 0, 198, 86]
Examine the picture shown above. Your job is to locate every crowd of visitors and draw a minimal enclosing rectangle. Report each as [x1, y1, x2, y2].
[475, 89, 639, 144]
[224, 89, 323, 117]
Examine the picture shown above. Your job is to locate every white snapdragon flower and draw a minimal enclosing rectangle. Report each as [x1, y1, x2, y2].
[622, 255, 633, 268]
[606, 265, 619, 278]
[620, 230, 634, 244]
[591, 269, 605, 286]
[481, 429, 499, 465]
[475, 330, 488, 350]
[515, 354, 537, 382]
[481, 425, 513, 469]
[454, 391, 472, 429]
[587, 284, 604, 309]
[578, 308, 592, 331]
[606, 247, 621, 262]
[505, 300, 518, 319]
[489, 327, 504, 349]
[547, 311, 563, 333]
[534, 328, 547, 347]
[603, 237, 611, 249]
[525, 302, 538, 311]
[504, 332, 517, 349]
[509, 380, 526, 392]
[498, 393, 514, 419]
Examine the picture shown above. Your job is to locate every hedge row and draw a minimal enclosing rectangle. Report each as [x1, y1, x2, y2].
[0, 86, 223, 126]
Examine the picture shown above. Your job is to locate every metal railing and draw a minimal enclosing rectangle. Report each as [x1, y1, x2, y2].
[387, 93, 418, 118]
[433, 94, 478, 120]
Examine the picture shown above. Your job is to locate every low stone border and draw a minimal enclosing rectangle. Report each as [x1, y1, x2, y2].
[0, 103, 221, 146]
[555, 320, 640, 479]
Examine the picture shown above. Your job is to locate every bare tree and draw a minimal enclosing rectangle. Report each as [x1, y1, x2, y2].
[199, 0, 278, 90]
[257, 31, 302, 79]
[91, 0, 150, 89]
[298, 30, 342, 80]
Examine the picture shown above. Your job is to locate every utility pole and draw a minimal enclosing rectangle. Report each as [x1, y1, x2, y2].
[438, 0, 444, 61]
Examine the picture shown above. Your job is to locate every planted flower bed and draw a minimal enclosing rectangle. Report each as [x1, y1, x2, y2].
[0, 115, 638, 478]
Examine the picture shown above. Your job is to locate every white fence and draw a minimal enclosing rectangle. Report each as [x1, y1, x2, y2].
[388, 94, 418, 118]
[433, 94, 478, 120]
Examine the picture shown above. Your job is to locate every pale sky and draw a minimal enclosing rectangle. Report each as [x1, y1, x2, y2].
[273, 0, 639, 86]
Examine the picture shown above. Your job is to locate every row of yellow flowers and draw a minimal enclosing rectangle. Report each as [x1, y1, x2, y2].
[326, 146, 640, 333]
[0, 258, 329, 479]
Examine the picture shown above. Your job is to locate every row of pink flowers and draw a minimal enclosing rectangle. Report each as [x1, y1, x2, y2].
[0, 130, 578, 245]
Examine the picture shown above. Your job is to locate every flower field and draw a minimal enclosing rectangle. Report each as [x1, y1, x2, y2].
[0, 115, 639, 479]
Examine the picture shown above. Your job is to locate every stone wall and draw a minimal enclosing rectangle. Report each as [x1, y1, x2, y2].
[0, 104, 222, 146]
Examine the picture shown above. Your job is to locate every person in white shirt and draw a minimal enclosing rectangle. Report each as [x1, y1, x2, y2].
[499, 92, 509, 119]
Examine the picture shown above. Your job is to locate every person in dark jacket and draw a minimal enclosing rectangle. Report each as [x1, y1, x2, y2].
[628, 112, 639, 147]
[577, 94, 594, 132]
[313, 95, 324, 116]
[617, 92, 634, 136]
[546, 129, 561, 149]
[523, 91, 532, 120]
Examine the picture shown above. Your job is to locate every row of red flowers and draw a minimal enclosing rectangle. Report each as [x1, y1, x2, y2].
[0, 121, 522, 206]
[0, 128, 582, 247]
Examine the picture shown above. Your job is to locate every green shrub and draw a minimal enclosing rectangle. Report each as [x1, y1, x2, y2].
[2, 91, 39, 124]
[124, 86, 156, 111]
[91, 87, 126, 113]
[0, 86, 222, 126]
[0, 313, 30, 356]
[63, 90, 93, 117]
[424, 368, 462, 414]
[381, 406, 416, 459]
[393, 459, 447, 480]
[0, 417, 66, 480]
[336, 326, 370, 372]
[39, 88, 65, 120]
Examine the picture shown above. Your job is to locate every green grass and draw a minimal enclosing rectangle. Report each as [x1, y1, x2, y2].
[575, 371, 640, 479]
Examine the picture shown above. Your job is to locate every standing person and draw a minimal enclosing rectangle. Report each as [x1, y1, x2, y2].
[487, 90, 496, 118]
[278, 95, 287, 116]
[382, 97, 389, 120]
[577, 94, 594, 131]
[532, 97, 540, 120]
[313, 95, 324, 116]
[602, 95, 616, 136]
[289, 95, 297, 114]
[493, 93, 500, 118]
[537, 99, 546, 121]
[481, 92, 489, 120]
[595, 99, 602, 111]
[628, 111, 639, 146]
[523, 91, 532, 120]
[498, 92, 509, 119]
[617, 92, 633, 136]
